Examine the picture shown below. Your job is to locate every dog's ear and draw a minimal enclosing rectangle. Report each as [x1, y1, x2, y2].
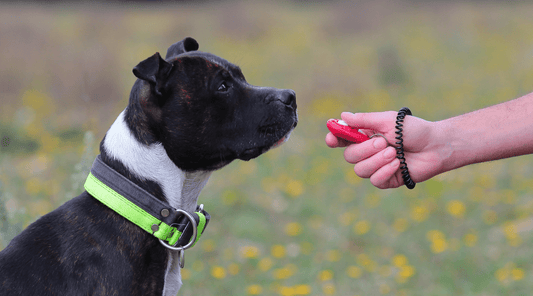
[132, 52, 173, 96]
[165, 37, 199, 59]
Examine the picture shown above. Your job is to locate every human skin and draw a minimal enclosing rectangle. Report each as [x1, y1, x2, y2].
[325, 92, 533, 189]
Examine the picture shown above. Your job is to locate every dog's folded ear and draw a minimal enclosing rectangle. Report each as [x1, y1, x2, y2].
[165, 37, 199, 59]
[132, 52, 173, 97]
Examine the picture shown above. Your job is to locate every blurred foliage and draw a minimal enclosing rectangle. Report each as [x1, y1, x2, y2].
[0, 181, 23, 247]
[1, 1, 533, 295]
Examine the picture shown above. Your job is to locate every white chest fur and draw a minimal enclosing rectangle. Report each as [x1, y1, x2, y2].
[103, 110, 211, 295]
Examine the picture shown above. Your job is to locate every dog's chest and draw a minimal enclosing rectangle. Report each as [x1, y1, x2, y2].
[163, 251, 183, 296]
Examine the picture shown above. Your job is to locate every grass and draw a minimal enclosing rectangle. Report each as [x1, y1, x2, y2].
[2, 1, 533, 295]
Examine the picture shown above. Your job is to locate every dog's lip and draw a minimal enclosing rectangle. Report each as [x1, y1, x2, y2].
[238, 115, 297, 161]
[273, 137, 286, 147]
[237, 126, 295, 161]
[271, 129, 293, 149]
[272, 116, 297, 148]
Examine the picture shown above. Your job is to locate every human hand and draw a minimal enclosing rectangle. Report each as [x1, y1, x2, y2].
[326, 111, 444, 189]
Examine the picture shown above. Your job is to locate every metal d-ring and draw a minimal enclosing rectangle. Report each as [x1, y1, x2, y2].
[158, 209, 198, 252]
[369, 133, 392, 146]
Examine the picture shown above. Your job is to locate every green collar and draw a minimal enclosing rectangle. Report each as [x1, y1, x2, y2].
[84, 155, 210, 267]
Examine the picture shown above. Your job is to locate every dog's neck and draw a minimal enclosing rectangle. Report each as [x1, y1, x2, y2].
[100, 109, 211, 295]
[100, 110, 212, 213]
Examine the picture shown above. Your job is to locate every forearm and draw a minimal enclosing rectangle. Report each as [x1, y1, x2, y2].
[436, 92, 533, 173]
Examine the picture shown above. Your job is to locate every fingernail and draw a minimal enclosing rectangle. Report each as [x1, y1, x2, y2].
[390, 158, 399, 166]
[373, 138, 387, 149]
[341, 111, 354, 118]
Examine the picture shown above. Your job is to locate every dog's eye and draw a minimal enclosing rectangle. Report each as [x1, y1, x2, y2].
[217, 82, 228, 92]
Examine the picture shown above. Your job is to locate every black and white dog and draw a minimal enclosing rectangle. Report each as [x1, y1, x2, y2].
[0, 37, 297, 296]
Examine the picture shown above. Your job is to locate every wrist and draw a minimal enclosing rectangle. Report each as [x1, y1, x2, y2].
[432, 118, 470, 174]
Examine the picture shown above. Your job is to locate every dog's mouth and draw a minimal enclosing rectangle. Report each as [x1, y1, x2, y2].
[272, 114, 298, 148]
[271, 128, 293, 148]
[237, 120, 297, 161]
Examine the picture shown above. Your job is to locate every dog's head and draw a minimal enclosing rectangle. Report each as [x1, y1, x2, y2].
[128, 37, 297, 172]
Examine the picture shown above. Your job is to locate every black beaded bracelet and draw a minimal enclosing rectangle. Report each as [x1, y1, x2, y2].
[395, 107, 416, 189]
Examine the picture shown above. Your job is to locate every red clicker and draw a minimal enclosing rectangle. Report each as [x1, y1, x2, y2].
[327, 119, 370, 143]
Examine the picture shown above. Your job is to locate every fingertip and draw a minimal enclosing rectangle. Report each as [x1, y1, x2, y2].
[325, 132, 339, 147]
[340, 111, 354, 118]
[390, 158, 400, 168]
[373, 137, 388, 150]
[341, 111, 367, 128]
[340, 112, 356, 124]
[369, 158, 401, 189]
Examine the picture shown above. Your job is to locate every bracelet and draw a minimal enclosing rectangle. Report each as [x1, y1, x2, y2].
[395, 107, 416, 189]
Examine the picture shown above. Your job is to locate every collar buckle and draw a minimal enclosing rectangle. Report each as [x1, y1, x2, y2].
[158, 204, 209, 268]
[158, 209, 198, 252]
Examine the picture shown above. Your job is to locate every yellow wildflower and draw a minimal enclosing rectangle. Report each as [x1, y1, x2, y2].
[431, 238, 448, 253]
[464, 233, 478, 247]
[338, 211, 356, 226]
[365, 193, 381, 208]
[222, 190, 238, 205]
[271, 245, 286, 258]
[426, 230, 445, 241]
[211, 266, 226, 279]
[273, 265, 296, 280]
[446, 200, 466, 217]
[293, 285, 311, 295]
[495, 267, 509, 283]
[246, 284, 263, 295]
[399, 265, 415, 278]
[346, 266, 363, 278]
[393, 218, 409, 232]
[512, 268, 524, 281]
[392, 254, 408, 267]
[258, 257, 273, 272]
[354, 220, 371, 235]
[326, 250, 341, 262]
[410, 205, 428, 222]
[285, 179, 304, 197]
[202, 239, 215, 252]
[285, 222, 302, 236]
[318, 269, 333, 281]
[240, 245, 260, 259]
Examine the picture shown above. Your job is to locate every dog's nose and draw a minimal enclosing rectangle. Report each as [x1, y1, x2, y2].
[280, 89, 296, 107]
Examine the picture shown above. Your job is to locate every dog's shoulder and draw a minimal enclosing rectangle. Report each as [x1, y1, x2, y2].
[0, 192, 167, 295]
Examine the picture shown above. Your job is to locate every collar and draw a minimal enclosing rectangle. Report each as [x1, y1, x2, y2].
[84, 155, 210, 267]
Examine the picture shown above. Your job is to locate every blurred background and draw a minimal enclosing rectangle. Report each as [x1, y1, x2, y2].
[1, 1, 533, 295]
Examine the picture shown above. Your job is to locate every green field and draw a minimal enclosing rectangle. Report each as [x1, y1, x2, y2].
[1, 1, 533, 295]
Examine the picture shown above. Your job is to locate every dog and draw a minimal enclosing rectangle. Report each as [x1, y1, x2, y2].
[0, 37, 297, 296]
